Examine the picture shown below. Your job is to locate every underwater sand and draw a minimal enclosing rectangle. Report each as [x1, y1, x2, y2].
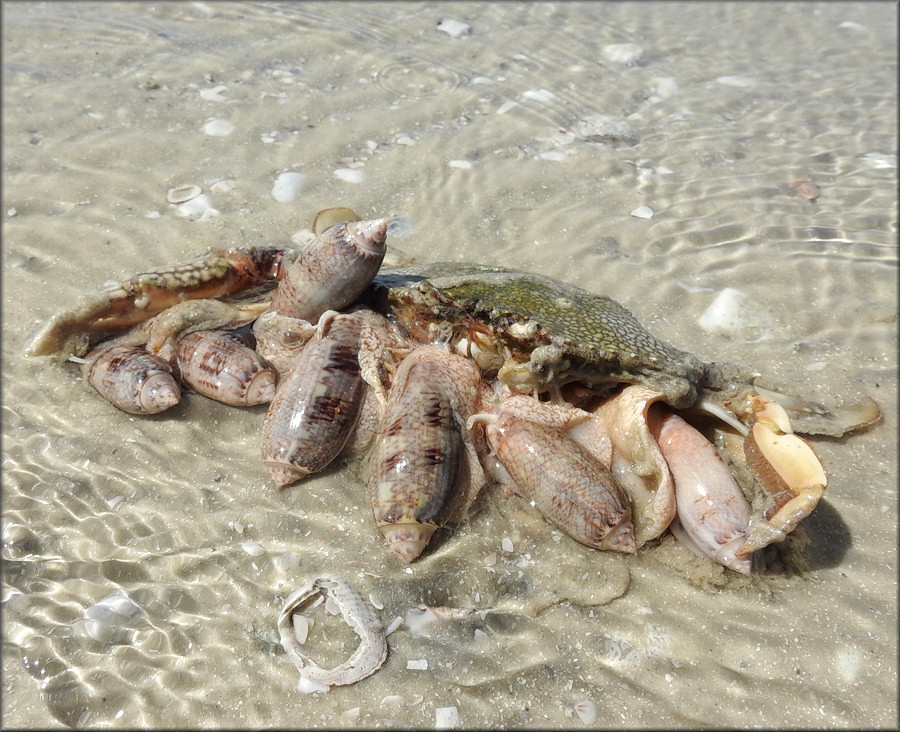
[2, 2, 897, 728]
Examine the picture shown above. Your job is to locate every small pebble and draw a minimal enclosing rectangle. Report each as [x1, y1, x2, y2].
[272, 171, 307, 202]
[436, 19, 471, 38]
[630, 205, 654, 219]
[202, 119, 235, 136]
[576, 114, 639, 146]
[602, 43, 644, 67]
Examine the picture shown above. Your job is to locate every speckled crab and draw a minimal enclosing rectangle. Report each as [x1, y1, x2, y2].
[27, 209, 881, 574]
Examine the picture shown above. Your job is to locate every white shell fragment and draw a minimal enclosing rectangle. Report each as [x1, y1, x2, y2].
[630, 205, 654, 219]
[166, 184, 202, 204]
[697, 287, 775, 340]
[602, 42, 644, 67]
[435, 705, 460, 729]
[436, 19, 471, 38]
[271, 171, 307, 202]
[199, 85, 228, 102]
[240, 540, 265, 557]
[277, 575, 387, 688]
[174, 193, 215, 219]
[334, 168, 365, 184]
[83, 590, 143, 644]
[573, 699, 598, 724]
[201, 118, 235, 136]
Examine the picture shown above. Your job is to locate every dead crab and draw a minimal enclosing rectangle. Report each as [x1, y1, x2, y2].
[26, 209, 882, 574]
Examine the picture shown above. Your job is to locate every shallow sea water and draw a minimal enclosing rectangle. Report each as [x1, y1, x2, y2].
[2, 1, 897, 728]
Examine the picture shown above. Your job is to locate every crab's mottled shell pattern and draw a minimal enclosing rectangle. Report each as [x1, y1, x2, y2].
[371, 264, 710, 408]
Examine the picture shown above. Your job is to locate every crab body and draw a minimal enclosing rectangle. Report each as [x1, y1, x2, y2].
[26, 214, 881, 574]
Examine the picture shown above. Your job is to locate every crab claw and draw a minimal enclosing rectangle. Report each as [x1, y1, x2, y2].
[733, 396, 827, 557]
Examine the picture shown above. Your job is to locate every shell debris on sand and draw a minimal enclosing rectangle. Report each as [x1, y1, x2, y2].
[277, 575, 388, 689]
[173, 193, 216, 220]
[436, 19, 471, 38]
[630, 205, 654, 219]
[201, 118, 235, 136]
[334, 168, 365, 184]
[602, 42, 644, 67]
[166, 184, 202, 204]
[271, 171, 307, 202]
[576, 114, 640, 146]
[697, 287, 775, 341]
[572, 699, 598, 724]
[80, 590, 143, 644]
[435, 705, 460, 729]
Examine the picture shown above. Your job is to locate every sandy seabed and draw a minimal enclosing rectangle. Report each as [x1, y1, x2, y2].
[2, 2, 897, 728]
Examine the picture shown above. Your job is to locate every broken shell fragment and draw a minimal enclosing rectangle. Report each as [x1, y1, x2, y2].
[311, 207, 360, 235]
[277, 575, 388, 688]
[166, 184, 202, 204]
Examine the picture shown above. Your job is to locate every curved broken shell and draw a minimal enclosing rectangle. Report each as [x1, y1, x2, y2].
[311, 207, 360, 235]
[166, 184, 202, 204]
[277, 575, 387, 688]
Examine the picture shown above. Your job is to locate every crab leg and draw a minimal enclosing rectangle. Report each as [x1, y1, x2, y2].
[652, 409, 752, 574]
[367, 346, 486, 562]
[27, 244, 286, 361]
